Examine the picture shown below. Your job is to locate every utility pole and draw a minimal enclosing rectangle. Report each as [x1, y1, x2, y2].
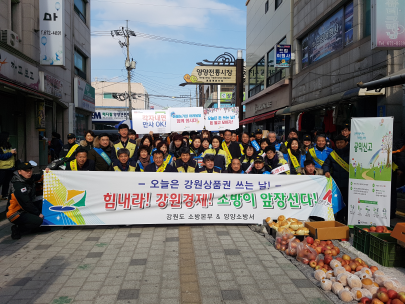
[111, 22, 136, 120]
[196, 86, 198, 107]
[189, 91, 192, 107]
[126, 20, 132, 120]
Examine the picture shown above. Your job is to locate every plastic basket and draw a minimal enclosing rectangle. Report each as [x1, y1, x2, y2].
[369, 233, 405, 267]
[353, 225, 372, 254]
[353, 225, 394, 255]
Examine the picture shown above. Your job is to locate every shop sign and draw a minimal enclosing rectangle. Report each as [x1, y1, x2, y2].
[302, 8, 344, 69]
[254, 101, 272, 114]
[183, 66, 236, 85]
[371, 0, 405, 50]
[36, 101, 46, 129]
[39, 0, 65, 65]
[74, 77, 95, 112]
[92, 110, 128, 122]
[275, 44, 291, 68]
[39, 72, 63, 98]
[0, 49, 39, 89]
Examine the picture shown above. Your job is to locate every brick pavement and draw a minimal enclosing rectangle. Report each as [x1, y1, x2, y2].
[0, 221, 332, 304]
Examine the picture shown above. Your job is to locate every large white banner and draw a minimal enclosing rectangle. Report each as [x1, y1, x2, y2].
[204, 107, 239, 131]
[39, 0, 65, 65]
[132, 110, 170, 134]
[169, 107, 204, 132]
[42, 171, 341, 226]
[348, 117, 393, 226]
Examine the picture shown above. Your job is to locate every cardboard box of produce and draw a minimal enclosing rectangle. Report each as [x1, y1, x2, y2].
[390, 222, 405, 245]
[305, 221, 349, 240]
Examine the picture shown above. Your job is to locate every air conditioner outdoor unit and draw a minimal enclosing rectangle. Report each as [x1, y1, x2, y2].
[0, 29, 21, 51]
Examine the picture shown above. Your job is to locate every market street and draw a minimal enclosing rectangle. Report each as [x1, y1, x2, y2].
[0, 220, 334, 304]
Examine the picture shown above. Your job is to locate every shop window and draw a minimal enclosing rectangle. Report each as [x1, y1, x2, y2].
[74, 0, 87, 24]
[301, 2, 353, 69]
[265, 0, 269, 13]
[363, 0, 371, 37]
[267, 37, 287, 87]
[74, 49, 87, 80]
[275, 0, 283, 10]
[248, 57, 265, 98]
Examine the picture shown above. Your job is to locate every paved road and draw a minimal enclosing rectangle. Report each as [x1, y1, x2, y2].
[0, 220, 332, 304]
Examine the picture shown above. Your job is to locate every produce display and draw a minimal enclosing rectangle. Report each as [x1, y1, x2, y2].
[362, 226, 392, 233]
[272, 232, 405, 303]
[266, 215, 309, 235]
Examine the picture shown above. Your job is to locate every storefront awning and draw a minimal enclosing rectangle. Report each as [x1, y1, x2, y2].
[276, 87, 385, 116]
[0, 77, 68, 108]
[239, 110, 277, 125]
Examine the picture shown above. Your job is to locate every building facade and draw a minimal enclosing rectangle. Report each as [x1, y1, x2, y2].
[287, 0, 404, 139]
[243, 0, 293, 137]
[0, 0, 92, 166]
[91, 80, 149, 129]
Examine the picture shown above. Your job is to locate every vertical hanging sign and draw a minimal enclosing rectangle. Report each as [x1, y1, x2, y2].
[348, 117, 393, 226]
[39, 0, 65, 65]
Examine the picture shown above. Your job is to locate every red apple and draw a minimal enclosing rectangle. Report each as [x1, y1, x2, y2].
[360, 297, 372, 304]
[392, 299, 403, 304]
[315, 247, 322, 254]
[309, 260, 317, 268]
[333, 247, 340, 255]
[387, 290, 398, 300]
[376, 227, 384, 233]
[379, 288, 388, 293]
[315, 265, 322, 270]
[397, 292, 405, 303]
[326, 240, 332, 245]
[281, 245, 287, 251]
[349, 262, 357, 271]
[387, 299, 392, 304]
[363, 228, 370, 232]
[302, 258, 309, 265]
[371, 299, 385, 304]
[324, 255, 333, 265]
[370, 226, 377, 232]
[370, 266, 379, 273]
[343, 264, 352, 272]
[377, 291, 390, 303]
[306, 236, 314, 244]
[320, 241, 327, 246]
[356, 266, 364, 272]
[331, 249, 337, 256]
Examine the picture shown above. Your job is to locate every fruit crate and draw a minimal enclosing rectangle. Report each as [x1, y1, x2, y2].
[368, 233, 405, 267]
[353, 225, 394, 255]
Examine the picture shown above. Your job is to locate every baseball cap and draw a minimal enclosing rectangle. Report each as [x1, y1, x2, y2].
[255, 129, 263, 135]
[67, 133, 76, 139]
[17, 162, 34, 170]
[303, 134, 311, 141]
[253, 156, 264, 163]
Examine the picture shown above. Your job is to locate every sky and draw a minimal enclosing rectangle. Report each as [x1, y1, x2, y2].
[90, 0, 247, 109]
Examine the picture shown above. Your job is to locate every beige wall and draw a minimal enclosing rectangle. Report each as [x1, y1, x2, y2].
[245, 85, 291, 118]
[0, 0, 92, 163]
[92, 81, 148, 110]
[246, 0, 293, 92]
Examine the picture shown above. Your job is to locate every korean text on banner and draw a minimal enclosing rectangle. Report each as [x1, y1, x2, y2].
[348, 117, 393, 226]
[169, 108, 204, 132]
[39, 0, 65, 65]
[132, 110, 170, 134]
[42, 171, 344, 226]
[204, 107, 239, 131]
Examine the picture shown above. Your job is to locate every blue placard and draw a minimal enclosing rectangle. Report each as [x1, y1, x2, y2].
[251, 140, 260, 152]
[275, 44, 292, 68]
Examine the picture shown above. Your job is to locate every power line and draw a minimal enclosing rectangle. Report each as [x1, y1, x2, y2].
[91, 31, 245, 50]
[91, 1, 242, 11]
[91, 19, 244, 33]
